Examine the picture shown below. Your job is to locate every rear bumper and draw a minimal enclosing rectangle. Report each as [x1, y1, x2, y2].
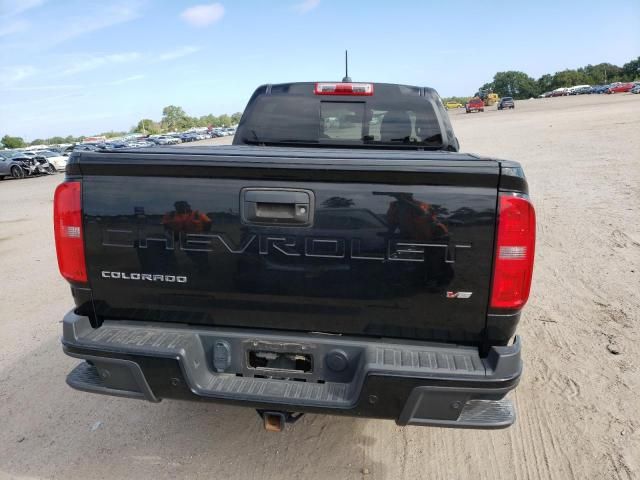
[61, 311, 522, 429]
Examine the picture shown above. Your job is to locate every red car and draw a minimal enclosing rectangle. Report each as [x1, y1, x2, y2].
[607, 83, 634, 94]
[465, 97, 485, 113]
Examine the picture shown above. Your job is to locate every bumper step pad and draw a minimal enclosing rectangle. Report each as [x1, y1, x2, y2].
[458, 399, 515, 427]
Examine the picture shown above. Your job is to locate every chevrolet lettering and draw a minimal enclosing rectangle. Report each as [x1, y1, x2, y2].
[102, 229, 472, 263]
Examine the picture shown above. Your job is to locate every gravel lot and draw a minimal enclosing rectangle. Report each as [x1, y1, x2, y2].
[1, 93, 638, 480]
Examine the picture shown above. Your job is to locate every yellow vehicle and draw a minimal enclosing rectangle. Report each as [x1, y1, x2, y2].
[445, 101, 463, 109]
[484, 93, 499, 106]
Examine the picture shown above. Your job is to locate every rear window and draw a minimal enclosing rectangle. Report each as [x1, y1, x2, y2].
[238, 85, 446, 149]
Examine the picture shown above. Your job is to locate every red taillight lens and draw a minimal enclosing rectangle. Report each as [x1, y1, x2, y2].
[314, 82, 374, 96]
[53, 181, 87, 283]
[490, 194, 536, 309]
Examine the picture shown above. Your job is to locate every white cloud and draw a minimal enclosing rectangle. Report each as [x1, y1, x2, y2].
[180, 3, 224, 27]
[0, 65, 37, 86]
[0, 0, 44, 37]
[0, 0, 45, 18]
[59, 52, 141, 76]
[2, 83, 82, 92]
[46, 2, 144, 47]
[157, 45, 201, 62]
[0, 18, 28, 36]
[293, 0, 320, 13]
[0, 92, 83, 111]
[108, 74, 145, 85]
[2, 74, 144, 94]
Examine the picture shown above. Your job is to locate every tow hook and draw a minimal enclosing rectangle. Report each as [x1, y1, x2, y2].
[256, 410, 304, 432]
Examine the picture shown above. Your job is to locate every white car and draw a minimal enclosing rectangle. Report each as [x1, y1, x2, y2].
[38, 150, 68, 171]
[156, 136, 181, 145]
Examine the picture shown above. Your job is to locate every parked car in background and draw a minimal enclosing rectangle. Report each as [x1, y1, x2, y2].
[1, 151, 53, 177]
[37, 150, 68, 171]
[156, 136, 181, 145]
[567, 85, 591, 95]
[74, 144, 99, 152]
[608, 83, 635, 94]
[125, 140, 155, 148]
[631, 84, 640, 94]
[550, 88, 567, 97]
[465, 97, 485, 113]
[445, 101, 463, 109]
[497, 97, 515, 110]
[0, 151, 29, 179]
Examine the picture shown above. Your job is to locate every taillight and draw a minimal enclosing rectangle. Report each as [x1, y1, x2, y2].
[490, 194, 536, 309]
[314, 82, 374, 96]
[53, 181, 87, 283]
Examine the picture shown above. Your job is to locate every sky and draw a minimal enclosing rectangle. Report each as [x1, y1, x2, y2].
[1, 0, 638, 140]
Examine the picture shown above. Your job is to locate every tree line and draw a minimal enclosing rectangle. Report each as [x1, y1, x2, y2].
[474, 57, 639, 100]
[1, 105, 244, 149]
[132, 106, 243, 135]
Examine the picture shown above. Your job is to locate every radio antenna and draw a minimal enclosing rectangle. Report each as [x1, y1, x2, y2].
[342, 50, 352, 82]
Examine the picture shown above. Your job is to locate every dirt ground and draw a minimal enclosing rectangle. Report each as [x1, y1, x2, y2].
[0, 93, 638, 480]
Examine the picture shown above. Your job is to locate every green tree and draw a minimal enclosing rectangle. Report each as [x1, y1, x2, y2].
[442, 96, 471, 105]
[622, 57, 640, 81]
[551, 69, 589, 88]
[217, 114, 231, 127]
[133, 119, 161, 135]
[1, 135, 26, 148]
[198, 114, 215, 127]
[185, 116, 199, 129]
[491, 71, 539, 99]
[161, 105, 190, 131]
[537, 74, 554, 93]
[30, 138, 46, 146]
[580, 63, 622, 84]
[230, 112, 242, 124]
[475, 82, 494, 97]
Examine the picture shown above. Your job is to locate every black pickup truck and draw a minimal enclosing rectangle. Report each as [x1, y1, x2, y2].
[56, 81, 535, 431]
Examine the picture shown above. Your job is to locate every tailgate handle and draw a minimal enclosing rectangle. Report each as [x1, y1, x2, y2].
[241, 188, 314, 226]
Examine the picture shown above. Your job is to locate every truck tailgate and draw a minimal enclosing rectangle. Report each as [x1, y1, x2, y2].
[77, 146, 499, 344]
